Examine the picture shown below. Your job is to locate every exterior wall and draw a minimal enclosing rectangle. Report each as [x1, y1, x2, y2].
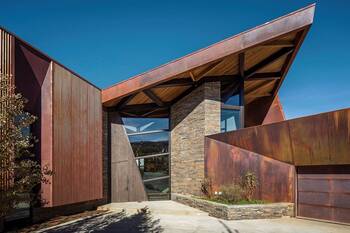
[109, 112, 147, 202]
[170, 82, 220, 195]
[102, 109, 110, 202]
[45, 63, 103, 207]
[0, 29, 15, 192]
[263, 95, 285, 124]
[1, 29, 105, 214]
[205, 138, 295, 202]
[209, 108, 350, 166]
[14, 37, 51, 163]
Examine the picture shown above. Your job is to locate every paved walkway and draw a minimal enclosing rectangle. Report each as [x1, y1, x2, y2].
[42, 201, 350, 233]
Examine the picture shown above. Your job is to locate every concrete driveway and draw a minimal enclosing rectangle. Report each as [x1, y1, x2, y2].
[41, 201, 350, 233]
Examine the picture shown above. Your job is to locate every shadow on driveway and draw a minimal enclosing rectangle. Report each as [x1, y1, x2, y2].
[44, 207, 163, 233]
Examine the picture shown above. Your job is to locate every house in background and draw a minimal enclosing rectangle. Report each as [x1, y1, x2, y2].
[1, 4, 350, 224]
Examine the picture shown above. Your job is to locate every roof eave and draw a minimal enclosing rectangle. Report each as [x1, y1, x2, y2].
[102, 4, 315, 106]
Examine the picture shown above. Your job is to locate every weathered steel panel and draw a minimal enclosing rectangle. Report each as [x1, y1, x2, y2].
[327, 109, 350, 165]
[40, 62, 53, 205]
[205, 138, 295, 202]
[0, 29, 15, 192]
[263, 95, 285, 124]
[51, 63, 103, 207]
[297, 166, 350, 223]
[209, 108, 350, 166]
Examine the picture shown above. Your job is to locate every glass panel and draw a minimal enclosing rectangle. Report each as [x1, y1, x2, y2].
[221, 108, 241, 132]
[129, 131, 169, 157]
[122, 117, 169, 134]
[224, 93, 240, 106]
[144, 177, 169, 194]
[136, 155, 169, 180]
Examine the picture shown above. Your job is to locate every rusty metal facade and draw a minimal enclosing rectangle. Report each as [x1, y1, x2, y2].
[205, 138, 295, 202]
[1, 27, 104, 208]
[262, 96, 285, 124]
[209, 108, 350, 166]
[206, 107, 350, 223]
[0, 29, 15, 193]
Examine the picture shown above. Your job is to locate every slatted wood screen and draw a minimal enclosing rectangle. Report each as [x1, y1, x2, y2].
[0, 29, 15, 192]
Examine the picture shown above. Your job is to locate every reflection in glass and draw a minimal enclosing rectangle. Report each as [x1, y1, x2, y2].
[221, 109, 241, 132]
[122, 117, 169, 134]
[224, 93, 240, 106]
[123, 116, 170, 200]
[144, 177, 169, 194]
[129, 132, 169, 157]
[136, 155, 169, 180]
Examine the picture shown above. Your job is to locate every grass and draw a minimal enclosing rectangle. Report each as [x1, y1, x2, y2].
[199, 196, 267, 205]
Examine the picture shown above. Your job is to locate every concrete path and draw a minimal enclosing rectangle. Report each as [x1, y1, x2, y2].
[42, 201, 350, 233]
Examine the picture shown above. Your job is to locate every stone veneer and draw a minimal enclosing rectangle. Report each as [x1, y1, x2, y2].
[170, 82, 221, 195]
[172, 193, 294, 220]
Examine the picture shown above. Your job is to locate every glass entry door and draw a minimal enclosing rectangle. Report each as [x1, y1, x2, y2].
[122, 117, 170, 200]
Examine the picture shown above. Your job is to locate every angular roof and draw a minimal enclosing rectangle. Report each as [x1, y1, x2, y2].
[102, 4, 315, 109]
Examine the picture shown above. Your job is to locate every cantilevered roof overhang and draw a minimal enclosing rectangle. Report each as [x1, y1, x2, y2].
[102, 4, 315, 120]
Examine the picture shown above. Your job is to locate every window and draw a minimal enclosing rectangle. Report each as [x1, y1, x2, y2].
[144, 177, 170, 195]
[221, 91, 244, 132]
[123, 118, 169, 134]
[122, 117, 170, 199]
[136, 155, 169, 180]
[221, 108, 241, 132]
[224, 93, 240, 106]
[128, 132, 169, 157]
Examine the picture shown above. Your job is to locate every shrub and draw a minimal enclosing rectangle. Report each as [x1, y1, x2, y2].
[219, 184, 243, 203]
[201, 171, 259, 204]
[200, 178, 213, 198]
[240, 171, 258, 201]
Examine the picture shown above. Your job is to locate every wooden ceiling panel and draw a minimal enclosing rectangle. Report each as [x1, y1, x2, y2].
[244, 79, 271, 93]
[127, 91, 153, 105]
[245, 46, 282, 71]
[152, 86, 191, 102]
[205, 54, 239, 77]
[245, 80, 277, 104]
[258, 55, 288, 73]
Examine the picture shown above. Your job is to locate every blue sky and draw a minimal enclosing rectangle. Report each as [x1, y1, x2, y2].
[1, 0, 349, 119]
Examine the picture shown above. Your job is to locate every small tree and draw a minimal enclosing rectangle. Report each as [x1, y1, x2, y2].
[0, 75, 51, 220]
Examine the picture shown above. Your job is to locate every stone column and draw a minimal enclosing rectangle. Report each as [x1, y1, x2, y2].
[170, 81, 221, 195]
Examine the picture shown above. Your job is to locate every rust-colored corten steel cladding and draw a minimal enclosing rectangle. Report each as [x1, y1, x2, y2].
[49, 63, 103, 207]
[0, 29, 15, 192]
[209, 108, 350, 166]
[0, 27, 104, 208]
[205, 138, 295, 202]
[263, 96, 285, 124]
[206, 107, 350, 224]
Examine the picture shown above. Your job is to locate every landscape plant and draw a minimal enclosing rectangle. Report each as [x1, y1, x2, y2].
[200, 178, 213, 199]
[200, 171, 260, 204]
[0, 75, 51, 229]
[240, 171, 258, 201]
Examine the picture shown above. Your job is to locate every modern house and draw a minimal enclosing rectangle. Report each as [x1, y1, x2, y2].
[1, 4, 350, 224]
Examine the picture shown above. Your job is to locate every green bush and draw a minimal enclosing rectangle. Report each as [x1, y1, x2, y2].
[219, 184, 243, 203]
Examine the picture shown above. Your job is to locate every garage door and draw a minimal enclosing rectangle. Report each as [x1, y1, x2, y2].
[297, 166, 350, 224]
